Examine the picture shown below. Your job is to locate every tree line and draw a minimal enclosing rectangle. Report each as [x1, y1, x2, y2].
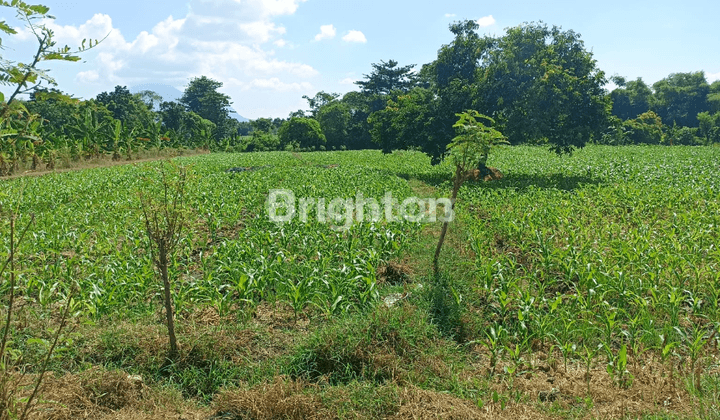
[244, 20, 720, 160]
[4, 6, 720, 176]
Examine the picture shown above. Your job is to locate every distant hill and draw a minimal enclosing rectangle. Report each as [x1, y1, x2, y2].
[130, 83, 249, 122]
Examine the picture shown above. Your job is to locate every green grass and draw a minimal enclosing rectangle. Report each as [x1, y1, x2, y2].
[2, 145, 720, 418]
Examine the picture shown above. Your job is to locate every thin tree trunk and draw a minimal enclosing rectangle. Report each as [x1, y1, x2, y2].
[159, 244, 178, 359]
[433, 166, 464, 277]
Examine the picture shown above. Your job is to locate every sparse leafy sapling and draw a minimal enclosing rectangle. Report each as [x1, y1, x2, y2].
[433, 111, 506, 276]
[0, 0, 104, 112]
[138, 161, 191, 360]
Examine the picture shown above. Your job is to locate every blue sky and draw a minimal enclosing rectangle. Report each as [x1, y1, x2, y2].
[2, 0, 719, 119]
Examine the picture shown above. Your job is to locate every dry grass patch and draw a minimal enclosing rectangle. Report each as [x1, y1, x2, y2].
[212, 376, 324, 420]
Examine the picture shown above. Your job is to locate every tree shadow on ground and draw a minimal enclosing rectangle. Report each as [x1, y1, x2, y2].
[390, 170, 602, 192]
[470, 172, 602, 192]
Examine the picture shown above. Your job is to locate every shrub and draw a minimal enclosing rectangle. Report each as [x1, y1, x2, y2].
[278, 118, 326, 151]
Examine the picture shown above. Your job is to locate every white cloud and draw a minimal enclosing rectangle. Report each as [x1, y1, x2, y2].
[342, 30, 366, 43]
[477, 15, 496, 27]
[76, 70, 99, 83]
[242, 77, 313, 91]
[314, 24, 336, 41]
[445, 13, 456, 18]
[707, 71, 720, 83]
[34, 0, 316, 114]
[339, 77, 356, 85]
[240, 21, 286, 43]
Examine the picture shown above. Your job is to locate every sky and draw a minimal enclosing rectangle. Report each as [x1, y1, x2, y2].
[2, 0, 719, 119]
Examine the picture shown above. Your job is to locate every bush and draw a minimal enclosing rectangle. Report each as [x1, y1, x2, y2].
[667, 125, 701, 146]
[245, 131, 280, 152]
[624, 111, 664, 144]
[278, 118, 326, 151]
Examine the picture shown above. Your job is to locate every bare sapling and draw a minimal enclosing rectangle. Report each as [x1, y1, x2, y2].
[1, 210, 75, 420]
[137, 161, 190, 360]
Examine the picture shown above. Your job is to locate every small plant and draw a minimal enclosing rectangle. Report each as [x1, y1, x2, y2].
[0, 208, 74, 420]
[606, 344, 633, 389]
[433, 110, 505, 276]
[138, 161, 191, 360]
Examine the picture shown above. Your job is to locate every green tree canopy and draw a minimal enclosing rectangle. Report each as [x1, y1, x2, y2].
[706, 80, 720, 113]
[651, 72, 709, 127]
[610, 77, 653, 120]
[478, 22, 608, 153]
[96, 85, 153, 131]
[303, 91, 340, 117]
[355, 60, 418, 96]
[180, 76, 233, 140]
[316, 101, 350, 150]
[278, 117, 326, 151]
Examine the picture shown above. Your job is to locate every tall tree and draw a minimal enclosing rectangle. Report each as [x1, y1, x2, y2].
[355, 60, 418, 104]
[709, 81, 720, 113]
[96, 85, 153, 131]
[180, 76, 233, 140]
[418, 20, 487, 162]
[610, 77, 653, 120]
[278, 118, 326, 151]
[651, 72, 709, 127]
[478, 22, 608, 153]
[303, 91, 340, 117]
[339, 91, 374, 150]
[316, 101, 351, 150]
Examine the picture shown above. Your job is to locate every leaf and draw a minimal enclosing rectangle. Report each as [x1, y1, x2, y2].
[28, 4, 49, 15]
[0, 20, 18, 35]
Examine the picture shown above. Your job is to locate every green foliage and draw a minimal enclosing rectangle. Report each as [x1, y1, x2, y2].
[697, 111, 720, 144]
[652, 72, 709, 127]
[479, 22, 608, 153]
[446, 111, 506, 172]
[278, 117, 326, 151]
[355, 60, 418, 97]
[96, 85, 153, 132]
[623, 111, 664, 144]
[368, 88, 434, 155]
[303, 91, 340, 117]
[610, 78, 653, 120]
[316, 101, 350, 150]
[180, 76, 233, 141]
[0, 0, 101, 107]
[667, 125, 701, 146]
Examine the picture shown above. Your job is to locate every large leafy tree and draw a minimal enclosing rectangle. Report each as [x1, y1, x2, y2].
[278, 117, 326, 151]
[316, 100, 350, 150]
[180, 76, 233, 140]
[355, 60, 418, 96]
[96, 85, 153, 132]
[303, 91, 340, 117]
[610, 77, 653, 120]
[709, 81, 720, 113]
[339, 91, 374, 150]
[478, 22, 609, 153]
[418, 21, 487, 162]
[651, 72, 710, 127]
[368, 88, 437, 155]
